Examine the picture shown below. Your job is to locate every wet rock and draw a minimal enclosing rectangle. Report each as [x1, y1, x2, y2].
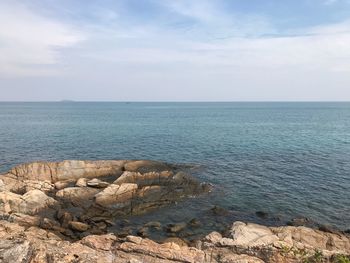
[210, 205, 229, 216]
[56, 210, 73, 228]
[87, 178, 109, 188]
[124, 160, 172, 173]
[69, 221, 89, 232]
[318, 224, 340, 234]
[287, 217, 310, 226]
[117, 227, 133, 238]
[256, 211, 269, 219]
[137, 226, 149, 237]
[166, 222, 187, 233]
[188, 218, 201, 228]
[144, 221, 161, 229]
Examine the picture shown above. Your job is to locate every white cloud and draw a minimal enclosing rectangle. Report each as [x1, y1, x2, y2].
[81, 17, 350, 74]
[0, 2, 83, 76]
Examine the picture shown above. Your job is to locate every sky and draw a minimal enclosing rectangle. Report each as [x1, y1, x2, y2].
[0, 0, 350, 101]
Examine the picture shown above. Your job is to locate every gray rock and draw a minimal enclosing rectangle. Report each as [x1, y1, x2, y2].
[87, 178, 109, 188]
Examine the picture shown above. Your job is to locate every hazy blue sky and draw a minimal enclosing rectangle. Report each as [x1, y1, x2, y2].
[1, 0, 350, 101]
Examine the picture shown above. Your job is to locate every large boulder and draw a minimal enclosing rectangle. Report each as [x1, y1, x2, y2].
[56, 187, 101, 207]
[94, 183, 138, 208]
[2, 160, 127, 183]
[229, 221, 279, 247]
[0, 190, 58, 215]
[113, 171, 173, 186]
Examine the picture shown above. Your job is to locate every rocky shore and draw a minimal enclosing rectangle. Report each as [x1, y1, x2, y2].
[0, 160, 349, 262]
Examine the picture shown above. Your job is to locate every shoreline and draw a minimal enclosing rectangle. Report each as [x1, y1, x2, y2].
[0, 160, 349, 262]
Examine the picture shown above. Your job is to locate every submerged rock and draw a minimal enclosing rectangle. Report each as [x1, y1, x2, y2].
[69, 221, 90, 232]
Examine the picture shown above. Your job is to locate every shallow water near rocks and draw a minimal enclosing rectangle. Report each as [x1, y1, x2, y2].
[0, 102, 349, 232]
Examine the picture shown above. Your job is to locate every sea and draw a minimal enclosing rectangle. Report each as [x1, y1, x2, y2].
[0, 102, 349, 235]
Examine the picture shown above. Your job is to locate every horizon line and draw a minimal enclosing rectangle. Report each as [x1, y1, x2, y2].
[0, 100, 350, 103]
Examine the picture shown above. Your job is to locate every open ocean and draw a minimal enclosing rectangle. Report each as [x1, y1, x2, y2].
[0, 102, 349, 231]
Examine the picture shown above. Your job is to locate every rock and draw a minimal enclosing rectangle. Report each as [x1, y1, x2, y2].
[3, 160, 126, 183]
[166, 222, 187, 233]
[144, 221, 161, 229]
[5, 213, 41, 227]
[87, 178, 110, 188]
[188, 218, 201, 228]
[287, 217, 310, 226]
[255, 211, 269, 219]
[210, 205, 229, 216]
[0, 179, 4, 191]
[23, 180, 54, 193]
[80, 233, 117, 251]
[318, 224, 340, 234]
[163, 237, 188, 247]
[216, 252, 265, 263]
[94, 183, 138, 207]
[124, 160, 172, 173]
[56, 187, 101, 206]
[114, 171, 173, 186]
[0, 217, 349, 263]
[76, 178, 88, 187]
[271, 225, 350, 253]
[120, 235, 206, 262]
[137, 226, 149, 237]
[54, 179, 75, 190]
[204, 231, 222, 245]
[0, 240, 32, 263]
[69, 221, 89, 232]
[230, 221, 279, 247]
[0, 190, 58, 215]
[56, 210, 73, 227]
[117, 228, 133, 238]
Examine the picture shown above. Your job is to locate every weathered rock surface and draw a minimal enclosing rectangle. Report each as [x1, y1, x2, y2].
[0, 189, 58, 215]
[94, 183, 138, 208]
[3, 160, 127, 183]
[0, 218, 348, 263]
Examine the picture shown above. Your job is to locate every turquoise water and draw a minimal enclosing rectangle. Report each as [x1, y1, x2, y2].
[0, 102, 349, 230]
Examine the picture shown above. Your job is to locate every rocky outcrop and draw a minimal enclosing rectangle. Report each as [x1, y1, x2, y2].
[0, 218, 348, 263]
[0, 160, 211, 240]
[200, 221, 350, 262]
[2, 160, 127, 184]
